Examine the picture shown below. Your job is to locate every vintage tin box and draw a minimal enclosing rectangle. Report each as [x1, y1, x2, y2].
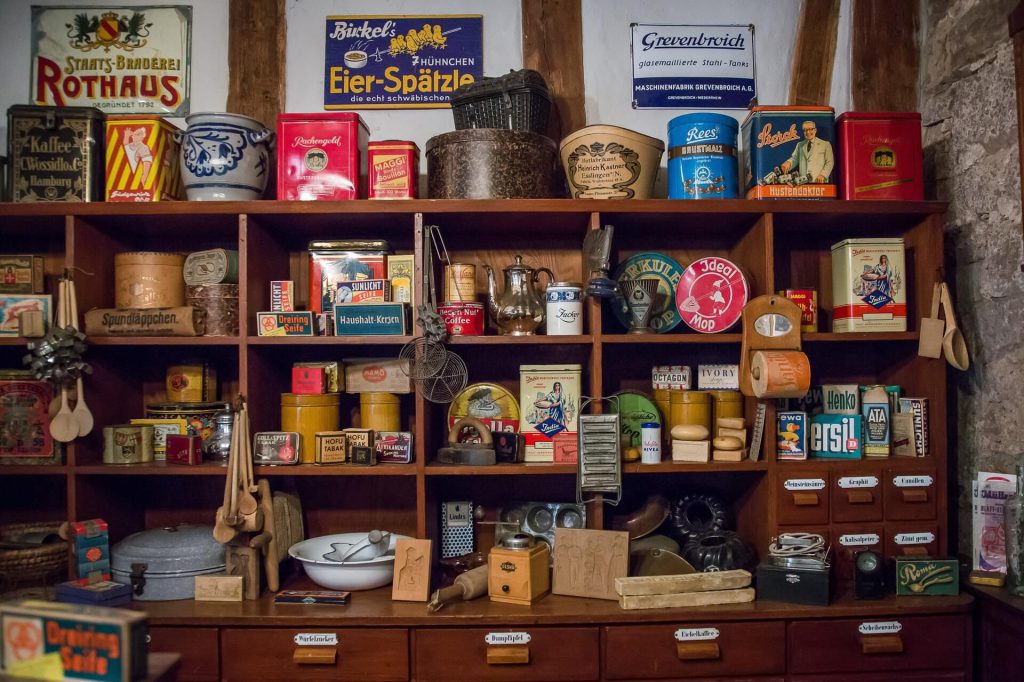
[110, 524, 225, 601]
[667, 113, 739, 199]
[0, 372, 57, 464]
[894, 556, 959, 596]
[0, 255, 45, 294]
[105, 115, 184, 201]
[741, 105, 836, 199]
[836, 112, 923, 201]
[368, 141, 419, 199]
[277, 112, 369, 200]
[0, 294, 51, 337]
[0, 598, 148, 682]
[831, 237, 907, 332]
[8, 105, 105, 202]
[520, 364, 582, 462]
[308, 240, 389, 314]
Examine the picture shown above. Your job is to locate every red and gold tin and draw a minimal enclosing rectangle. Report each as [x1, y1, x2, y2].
[439, 302, 485, 336]
[277, 112, 368, 200]
[778, 289, 818, 333]
[444, 263, 476, 303]
[105, 116, 184, 202]
[368, 141, 419, 199]
[836, 112, 923, 201]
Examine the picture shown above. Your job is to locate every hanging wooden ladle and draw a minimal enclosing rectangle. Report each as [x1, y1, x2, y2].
[213, 409, 242, 543]
[236, 401, 259, 518]
[939, 283, 970, 371]
[49, 278, 79, 443]
[68, 277, 94, 437]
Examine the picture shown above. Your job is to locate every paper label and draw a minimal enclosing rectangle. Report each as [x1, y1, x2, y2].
[485, 632, 531, 645]
[674, 627, 720, 641]
[294, 633, 338, 646]
[858, 621, 902, 635]
[784, 478, 826, 491]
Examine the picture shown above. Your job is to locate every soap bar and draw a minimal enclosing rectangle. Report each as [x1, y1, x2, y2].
[713, 436, 744, 451]
[671, 424, 709, 441]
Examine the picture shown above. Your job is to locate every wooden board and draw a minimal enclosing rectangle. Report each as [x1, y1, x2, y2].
[619, 587, 756, 610]
[227, 0, 286, 129]
[552, 528, 629, 601]
[194, 575, 244, 602]
[392, 538, 432, 602]
[615, 569, 752, 596]
[789, 0, 841, 106]
[522, 0, 586, 140]
[852, 0, 919, 111]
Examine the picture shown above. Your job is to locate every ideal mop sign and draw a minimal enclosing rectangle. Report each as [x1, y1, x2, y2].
[631, 24, 756, 109]
[324, 15, 483, 109]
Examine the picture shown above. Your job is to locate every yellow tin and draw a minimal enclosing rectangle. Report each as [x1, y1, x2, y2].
[281, 393, 341, 464]
[444, 263, 476, 303]
[166, 362, 217, 403]
[359, 392, 400, 432]
[709, 390, 744, 424]
[669, 390, 711, 433]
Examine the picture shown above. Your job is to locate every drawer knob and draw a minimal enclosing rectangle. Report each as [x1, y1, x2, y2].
[293, 647, 337, 665]
[676, 641, 721, 661]
[847, 490, 874, 505]
[793, 492, 819, 506]
[902, 546, 930, 556]
[487, 645, 530, 665]
[861, 634, 903, 655]
[901, 489, 929, 503]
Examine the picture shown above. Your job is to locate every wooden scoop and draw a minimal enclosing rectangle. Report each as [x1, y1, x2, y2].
[68, 279, 93, 437]
[939, 283, 970, 370]
[213, 412, 242, 543]
[49, 279, 78, 443]
[236, 408, 259, 517]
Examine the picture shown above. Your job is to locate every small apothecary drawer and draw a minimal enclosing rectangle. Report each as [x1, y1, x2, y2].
[149, 627, 219, 681]
[221, 628, 409, 681]
[885, 522, 940, 559]
[603, 621, 786, 679]
[776, 471, 830, 525]
[413, 626, 599, 681]
[883, 466, 937, 520]
[788, 614, 967, 673]
[831, 470, 883, 523]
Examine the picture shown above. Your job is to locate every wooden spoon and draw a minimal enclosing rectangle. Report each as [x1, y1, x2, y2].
[50, 280, 78, 443]
[213, 414, 241, 543]
[236, 407, 258, 516]
[939, 283, 970, 371]
[67, 279, 94, 437]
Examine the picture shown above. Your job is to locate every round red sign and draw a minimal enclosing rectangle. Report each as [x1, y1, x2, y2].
[675, 257, 749, 333]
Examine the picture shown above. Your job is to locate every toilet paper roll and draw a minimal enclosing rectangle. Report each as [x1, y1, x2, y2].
[750, 350, 811, 399]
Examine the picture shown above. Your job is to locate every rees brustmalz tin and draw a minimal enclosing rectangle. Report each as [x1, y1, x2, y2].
[667, 113, 739, 199]
[836, 112, 923, 201]
[8, 105, 105, 202]
[741, 105, 836, 199]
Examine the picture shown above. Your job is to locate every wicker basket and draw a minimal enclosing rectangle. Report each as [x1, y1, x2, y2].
[451, 69, 551, 135]
[0, 522, 68, 595]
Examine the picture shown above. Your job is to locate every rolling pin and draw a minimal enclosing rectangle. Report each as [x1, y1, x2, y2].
[427, 564, 488, 613]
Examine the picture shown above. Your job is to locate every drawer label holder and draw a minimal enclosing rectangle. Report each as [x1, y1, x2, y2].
[485, 632, 531, 645]
[895, 532, 936, 545]
[674, 627, 720, 641]
[294, 633, 338, 646]
[893, 474, 933, 488]
[784, 478, 826, 491]
[839, 533, 880, 546]
[838, 476, 879, 489]
[858, 621, 902, 635]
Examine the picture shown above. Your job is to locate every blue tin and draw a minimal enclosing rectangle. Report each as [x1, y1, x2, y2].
[740, 105, 836, 199]
[667, 113, 739, 199]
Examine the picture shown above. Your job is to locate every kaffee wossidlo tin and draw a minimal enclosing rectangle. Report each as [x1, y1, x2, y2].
[8, 105, 105, 202]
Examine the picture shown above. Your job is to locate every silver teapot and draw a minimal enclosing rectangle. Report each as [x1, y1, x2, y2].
[483, 255, 553, 336]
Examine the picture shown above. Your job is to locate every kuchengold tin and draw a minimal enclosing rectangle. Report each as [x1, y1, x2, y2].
[740, 105, 836, 199]
[836, 112, 924, 201]
[8, 105, 105, 202]
[277, 112, 369, 200]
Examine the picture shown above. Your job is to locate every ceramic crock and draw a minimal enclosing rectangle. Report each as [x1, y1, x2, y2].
[177, 112, 274, 200]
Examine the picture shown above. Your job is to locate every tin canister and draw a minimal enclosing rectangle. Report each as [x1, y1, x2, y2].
[823, 384, 859, 415]
[277, 112, 368, 200]
[105, 115, 184, 201]
[368, 140, 419, 199]
[115, 252, 186, 308]
[669, 390, 711, 433]
[444, 263, 476, 303]
[778, 289, 818, 333]
[545, 282, 583, 335]
[741, 105, 837, 199]
[166, 362, 217, 403]
[186, 284, 239, 337]
[830, 237, 907, 332]
[360, 392, 400, 432]
[836, 112, 923, 201]
[439, 302, 485, 336]
[667, 113, 739, 199]
[709, 390, 743, 424]
[103, 424, 155, 465]
[145, 402, 231, 444]
[8, 105, 105, 202]
[281, 393, 341, 463]
[183, 249, 239, 285]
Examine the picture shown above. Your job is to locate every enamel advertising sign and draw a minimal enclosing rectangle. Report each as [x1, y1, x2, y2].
[31, 6, 192, 116]
[324, 15, 483, 109]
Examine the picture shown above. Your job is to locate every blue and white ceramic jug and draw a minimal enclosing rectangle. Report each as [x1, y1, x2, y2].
[177, 112, 274, 200]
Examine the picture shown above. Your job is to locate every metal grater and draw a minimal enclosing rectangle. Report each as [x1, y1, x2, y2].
[577, 410, 622, 505]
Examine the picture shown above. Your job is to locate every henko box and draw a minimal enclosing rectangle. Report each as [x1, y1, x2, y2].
[520, 364, 582, 462]
[277, 112, 369, 200]
[741, 105, 837, 199]
[836, 112, 923, 201]
[105, 116, 184, 201]
[831, 237, 907, 332]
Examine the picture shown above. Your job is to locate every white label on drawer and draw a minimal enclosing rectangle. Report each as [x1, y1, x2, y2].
[784, 478, 826, 491]
[839, 533, 880, 546]
[893, 475, 933, 488]
[859, 621, 902, 635]
[294, 633, 338, 646]
[895, 532, 935, 545]
[485, 632, 531, 645]
[838, 476, 879, 489]
[674, 628, 720, 641]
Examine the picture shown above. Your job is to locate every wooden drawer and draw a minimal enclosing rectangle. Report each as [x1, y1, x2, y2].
[413, 626, 599, 681]
[830, 470, 883, 523]
[148, 627, 219, 681]
[220, 628, 408, 681]
[791, 673, 964, 682]
[788, 614, 967, 673]
[883, 466, 937, 520]
[830, 524, 884, 581]
[776, 471, 829, 525]
[604, 621, 786, 679]
[884, 522, 939, 559]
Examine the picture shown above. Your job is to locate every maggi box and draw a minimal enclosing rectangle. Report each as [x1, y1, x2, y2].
[831, 237, 907, 332]
[836, 112, 923, 201]
[105, 116, 184, 201]
[741, 105, 837, 199]
[0, 598, 148, 682]
[277, 112, 369, 200]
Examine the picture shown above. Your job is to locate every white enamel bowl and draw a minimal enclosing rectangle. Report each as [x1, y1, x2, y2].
[289, 532, 410, 591]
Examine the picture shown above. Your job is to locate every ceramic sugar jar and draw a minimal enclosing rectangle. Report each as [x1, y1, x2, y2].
[177, 112, 274, 200]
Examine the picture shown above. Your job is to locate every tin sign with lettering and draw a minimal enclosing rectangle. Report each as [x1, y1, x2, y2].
[324, 15, 483, 109]
[485, 632, 531, 645]
[631, 24, 756, 109]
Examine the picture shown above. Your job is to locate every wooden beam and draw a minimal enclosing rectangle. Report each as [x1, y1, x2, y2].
[851, 0, 919, 111]
[789, 0, 841, 106]
[522, 0, 586, 140]
[227, 0, 286, 127]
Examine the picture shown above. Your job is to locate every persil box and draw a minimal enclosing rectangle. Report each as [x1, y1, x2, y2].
[741, 105, 836, 199]
[836, 112, 923, 201]
[277, 113, 369, 200]
[105, 116, 184, 201]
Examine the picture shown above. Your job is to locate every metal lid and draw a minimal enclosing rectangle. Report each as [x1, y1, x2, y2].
[308, 239, 391, 252]
[548, 282, 583, 289]
[111, 524, 225, 575]
[502, 533, 535, 550]
[146, 401, 231, 413]
[282, 393, 341, 406]
[425, 128, 557, 155]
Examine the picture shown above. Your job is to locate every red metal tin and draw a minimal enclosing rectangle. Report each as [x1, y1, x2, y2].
[836, 112, 923, 201]
[439, 302, 485, 336]
[778, 288, 818, 333]
[675, 257, 749, 334]
[165, 434, 203, 465]
[277, 113, 369, 200]
[368, 141, 419, 199]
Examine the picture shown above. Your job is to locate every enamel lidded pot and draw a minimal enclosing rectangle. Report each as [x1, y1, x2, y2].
[177, 112, 274, 200]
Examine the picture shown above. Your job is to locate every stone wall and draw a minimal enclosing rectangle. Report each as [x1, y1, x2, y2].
[921, 0, 1024, 555]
